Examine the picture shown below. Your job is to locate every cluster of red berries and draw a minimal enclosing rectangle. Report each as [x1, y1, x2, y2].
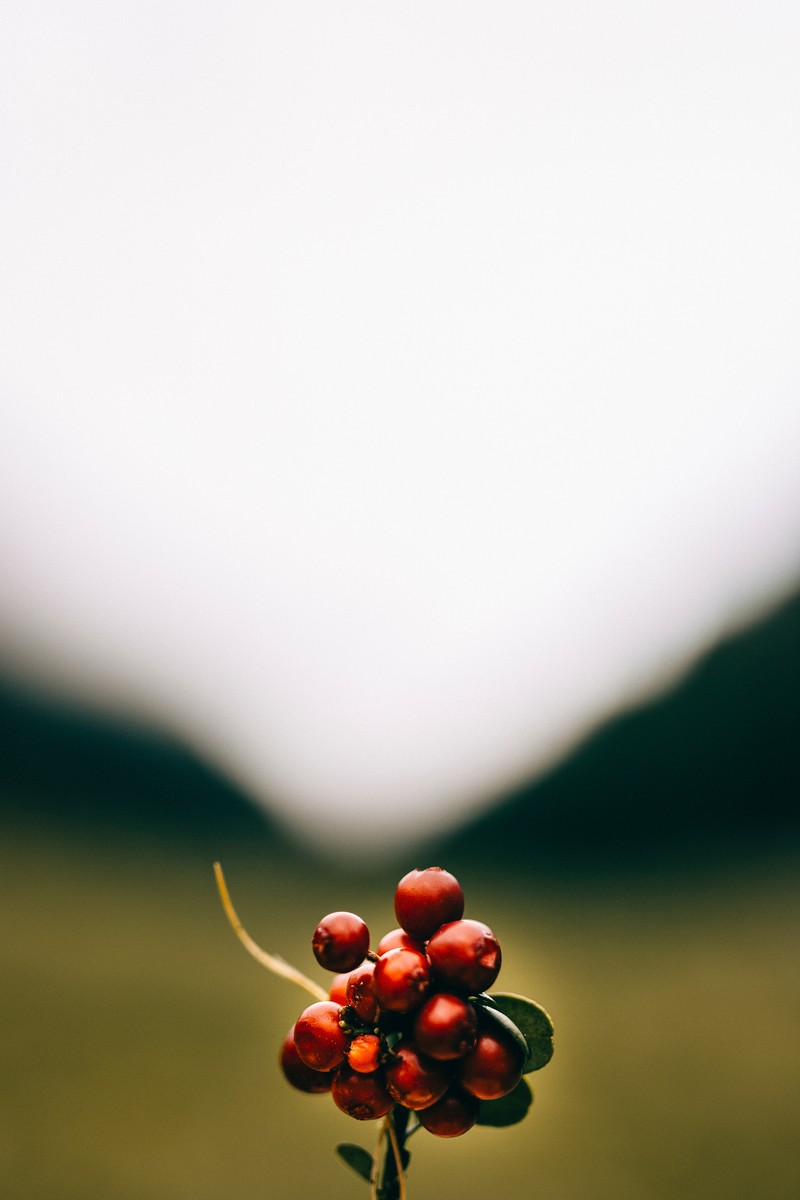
[280, 867, 524, 1138]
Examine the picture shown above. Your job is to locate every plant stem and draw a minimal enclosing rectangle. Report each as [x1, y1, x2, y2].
[370, 1122, 387, 1200]
[213, 863, 327, 1001]
[377, 1106, 409, 1200]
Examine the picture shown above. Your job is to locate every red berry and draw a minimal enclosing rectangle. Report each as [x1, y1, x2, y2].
[346, 961, 380, 1023]
[457, 1021, 523, 1100]
[312, 911, 370, 973]
[331, 1063, 394, 1120]
[373, 947, 431, 1013]
[413, 993, 478, 1060]
[293, 1001, 349, 1071]
[419, 1085, 479, 1137]
[426, 919, 502, 993]
[279, 1026, 333, 1094]
[347, 1033, 382, 1074]
[384, 1039, 452, 1110]
[329, 971, 354, 1006]
[394, 867, 464, 941]
[376, 927, 425, 956]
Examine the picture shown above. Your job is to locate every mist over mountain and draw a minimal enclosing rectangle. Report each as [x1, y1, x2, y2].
[2, 585, 798, 870]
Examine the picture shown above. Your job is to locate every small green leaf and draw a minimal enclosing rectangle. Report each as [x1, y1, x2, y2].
[477, 1077, 533, 1127]
[487, 993, 554, 1072]
[335, 1143, 373, 1184]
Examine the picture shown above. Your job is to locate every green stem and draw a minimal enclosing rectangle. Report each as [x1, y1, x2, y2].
[377, 1106, 409, 1200]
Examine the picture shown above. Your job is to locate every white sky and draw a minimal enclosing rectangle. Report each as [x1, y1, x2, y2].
[1, 2, 799, 854]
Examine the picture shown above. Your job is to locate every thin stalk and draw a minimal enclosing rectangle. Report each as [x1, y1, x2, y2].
[213, 863, 327, 1001]
[372, 1107, 408, 1200]
[370, 1121, 386, 1200]
[384, 1111, 408, 1200]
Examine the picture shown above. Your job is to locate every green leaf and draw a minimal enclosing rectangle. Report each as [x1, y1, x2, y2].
[487, 993, 554, 1072]
[477, 1077, 533, 1127]
[335, 1143, 373, 1184]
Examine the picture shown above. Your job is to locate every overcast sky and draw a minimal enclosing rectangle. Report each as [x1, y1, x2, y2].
[1, 2, 799, 854]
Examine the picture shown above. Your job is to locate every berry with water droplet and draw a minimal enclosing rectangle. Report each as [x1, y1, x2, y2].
[293, 1001, 349, 1071]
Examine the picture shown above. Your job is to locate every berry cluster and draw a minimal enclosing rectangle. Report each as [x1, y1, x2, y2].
[280, 867, 541, 1139]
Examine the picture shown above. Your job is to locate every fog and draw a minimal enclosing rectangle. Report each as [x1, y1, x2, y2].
[2, 1, 799, 851]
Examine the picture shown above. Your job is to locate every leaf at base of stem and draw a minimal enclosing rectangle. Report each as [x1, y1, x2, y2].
[335, 1143, 373, 1184]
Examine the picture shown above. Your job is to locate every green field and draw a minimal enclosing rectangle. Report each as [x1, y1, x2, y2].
[2, 825, 798, 1200]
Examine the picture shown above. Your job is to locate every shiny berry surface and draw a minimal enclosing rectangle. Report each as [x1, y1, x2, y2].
[328, 971, 354, 1006]
[394, 867, 464, 941]
[331, 1063, 394, 1120]
[457, 1021, 523, 1100]
[293, 1001, 348, 1071]
[373, 947, 431, 1013]
[346, 961, 380, 1023]
[279, 1027, 333, 1094]
[419, 1085, 479, 1137]
[413, 992, 478, 1060]
[264, 862, 549, 1157]
[426, 918, 502, 993]
[376, 927, 425, 956]
[312, 911, 370, 973]
[384, 1040, 452, 1111]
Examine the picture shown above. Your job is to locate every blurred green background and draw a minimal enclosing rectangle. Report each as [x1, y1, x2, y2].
[2, 589, 799, 1200]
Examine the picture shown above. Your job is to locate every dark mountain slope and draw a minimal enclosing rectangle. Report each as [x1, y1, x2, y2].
[433, 587, 800, 871]
[0, 680, 282, 850]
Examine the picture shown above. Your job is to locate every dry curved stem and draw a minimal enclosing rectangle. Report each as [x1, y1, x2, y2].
[213, 862, 327, 1001]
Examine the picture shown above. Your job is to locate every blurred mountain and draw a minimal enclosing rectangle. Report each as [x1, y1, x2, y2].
[0, 680, 283, 851]
[1, 583, 799, 866]
[434, 586, 800, 871]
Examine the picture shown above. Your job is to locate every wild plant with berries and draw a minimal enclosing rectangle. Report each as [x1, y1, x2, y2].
[215, 864, 554, 1199]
